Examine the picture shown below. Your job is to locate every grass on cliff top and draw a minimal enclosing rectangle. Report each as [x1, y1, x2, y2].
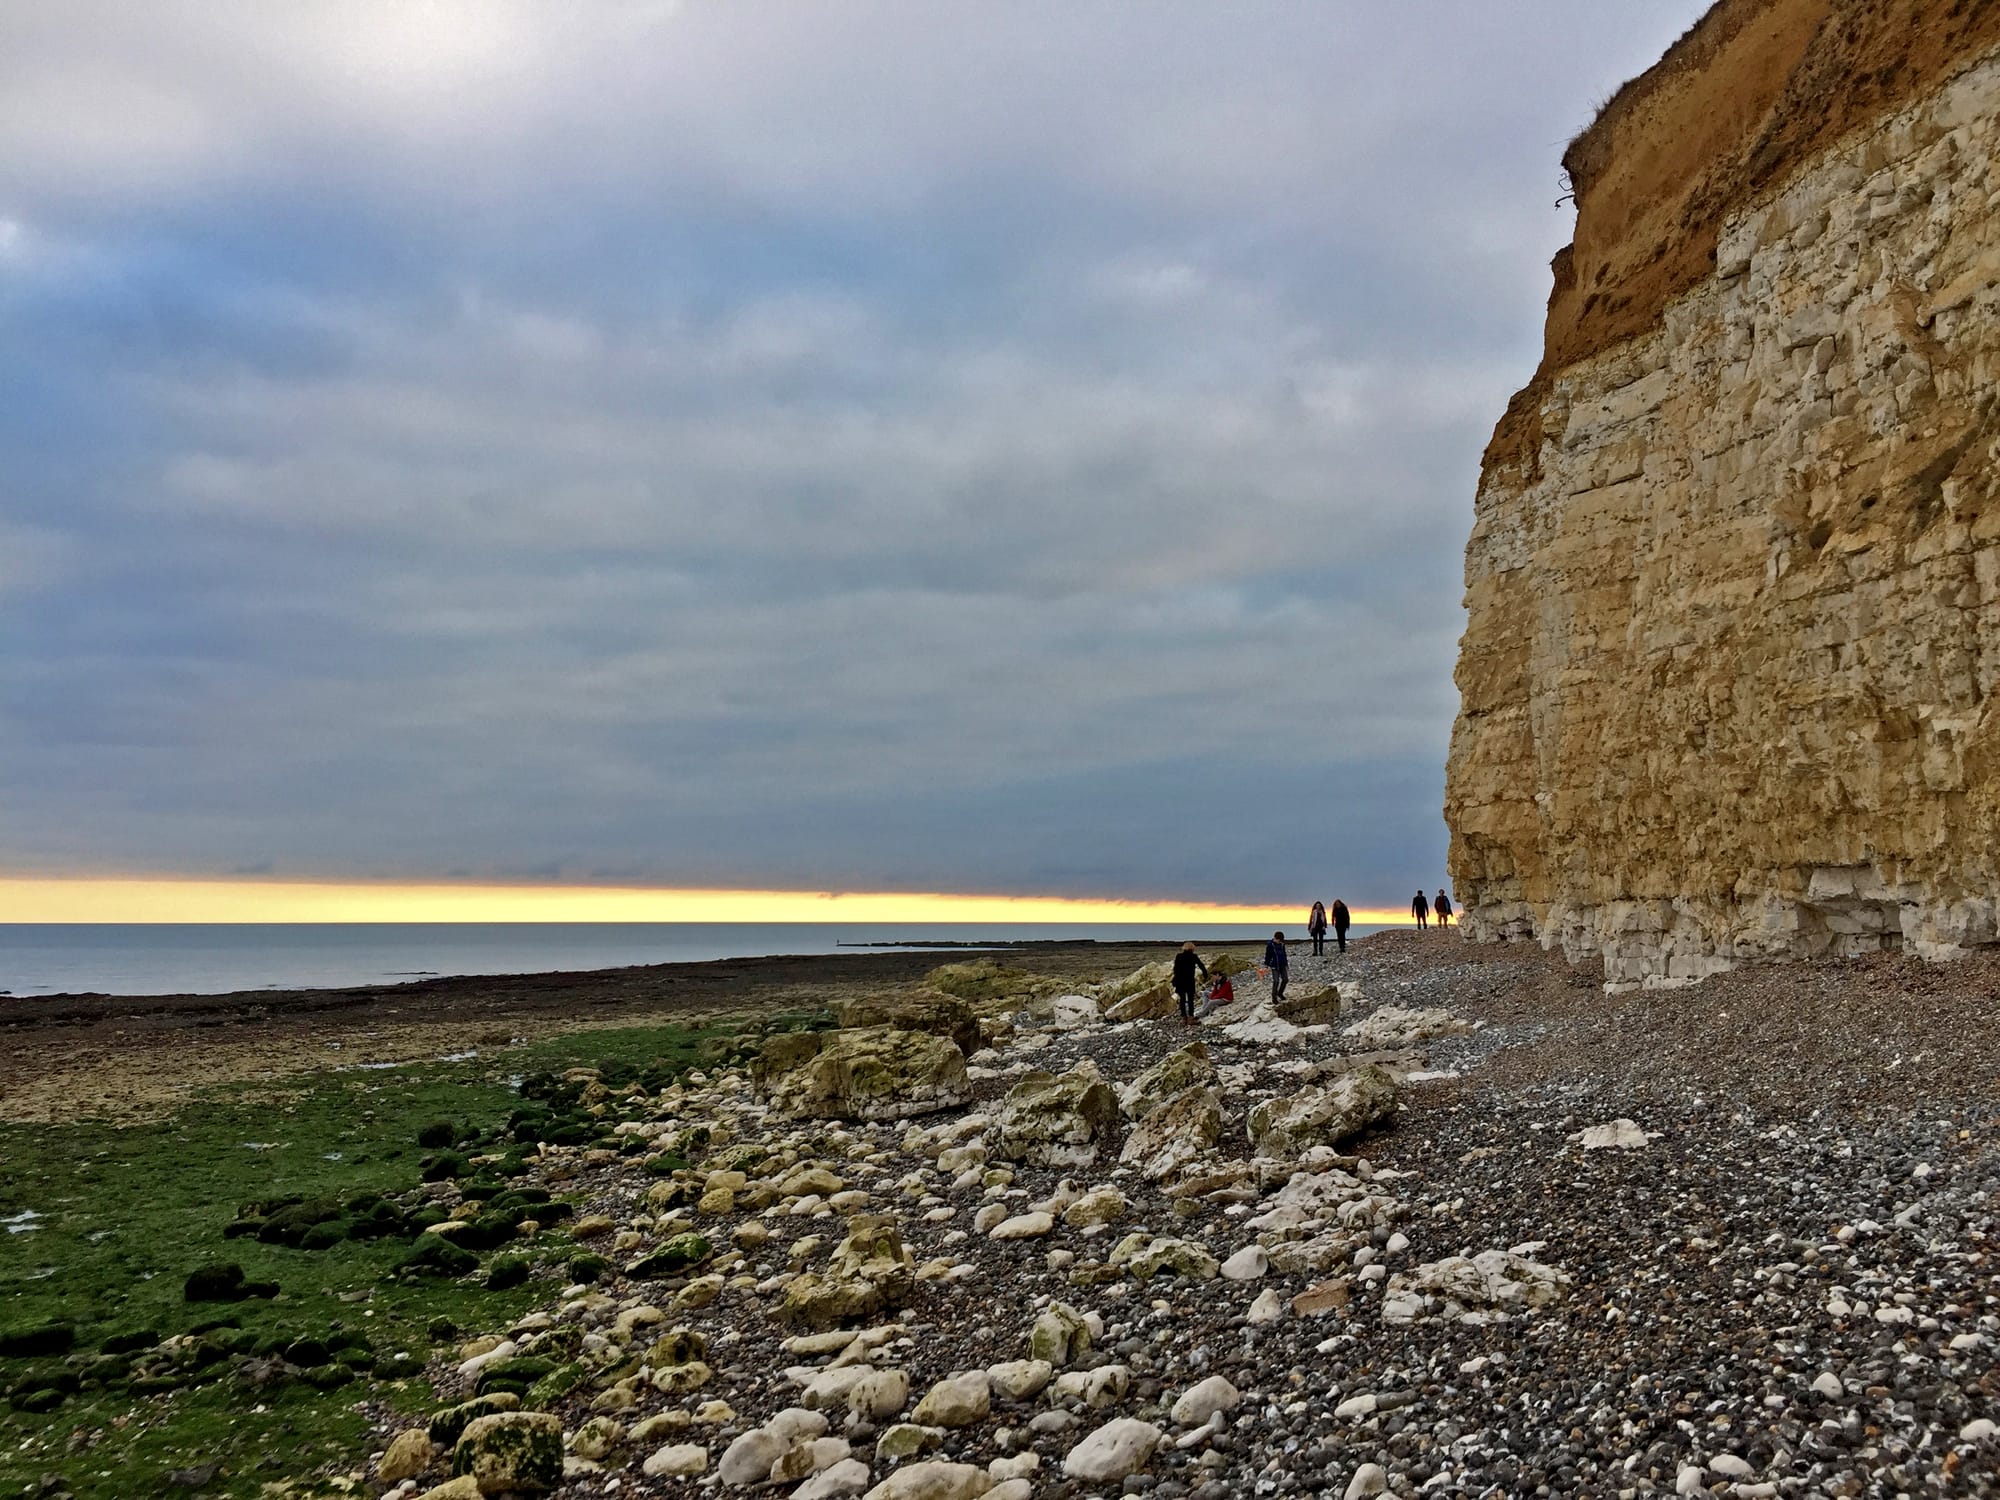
[0, 1020, 729, 1500]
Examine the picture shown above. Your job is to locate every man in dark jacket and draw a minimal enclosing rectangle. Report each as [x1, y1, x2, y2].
[1413, 891, 1430, 930]
[1331, 899, 1351, 953]
[1264, 931, 1289, 1001]
[1170, 942, 1208, 1027]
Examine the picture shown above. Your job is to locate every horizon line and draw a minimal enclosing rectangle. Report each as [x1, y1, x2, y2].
[0, 875, 1414, 927]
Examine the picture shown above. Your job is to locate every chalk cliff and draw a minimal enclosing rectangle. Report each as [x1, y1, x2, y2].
[1445, 0, 2000, 988]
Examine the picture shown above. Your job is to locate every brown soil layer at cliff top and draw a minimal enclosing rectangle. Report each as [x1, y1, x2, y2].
[0, 943, 1158, 1125]
[1485, 0, 2000, 481]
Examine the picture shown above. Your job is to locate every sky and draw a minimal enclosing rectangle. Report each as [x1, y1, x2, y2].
[0, 1, 1710, 919]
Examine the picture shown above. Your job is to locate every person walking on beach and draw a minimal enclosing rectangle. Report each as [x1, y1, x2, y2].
[1171, 941, 1208, 1028]
[1308, 901, 1328, 957]
[1331, 899, 1351, 953]
[1413, 890, 1430, 930]
[1264, 930, 1289, 1001]
[1435, 889, 1454, 929]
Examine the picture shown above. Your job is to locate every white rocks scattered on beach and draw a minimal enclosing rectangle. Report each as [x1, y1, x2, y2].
[343, 942, 2000, 1500]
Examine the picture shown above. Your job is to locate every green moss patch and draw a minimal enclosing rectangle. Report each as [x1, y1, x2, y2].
[0, 1019, 717, 1498]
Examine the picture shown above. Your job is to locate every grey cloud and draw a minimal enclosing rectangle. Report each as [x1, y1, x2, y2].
[0, 2, 1710, 906]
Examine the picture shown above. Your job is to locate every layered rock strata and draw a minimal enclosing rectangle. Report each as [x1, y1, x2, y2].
[1447, 0, 2000, 988]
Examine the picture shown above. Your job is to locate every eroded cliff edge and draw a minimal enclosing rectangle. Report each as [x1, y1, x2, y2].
[1445, 0, 2000, 989]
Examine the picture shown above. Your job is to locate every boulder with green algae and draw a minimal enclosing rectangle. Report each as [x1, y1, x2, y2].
[1275, 982, 1350, 1027]
[526, 1361, 585, 1406]
[1246, 1063, 1399, 1158]
[1027, 1302, 1092, 1367]
[645, 1359, 713, 1395]
[626, 1232, 712, 1280]
[826, 1214, 917, 1291]
[656, 1124, 713, 1159]
[1119, 1042, 1216, 1121]
[992, 1063, 1121, 1168]
[833, 990, 983, 1056]
[451, 1411, 562, 1495]
[1100, 968, 1176, 1022]
[254, 1196, 344, 1246]
[774, 1216, 916, 1330]
[428, 1393, 521, 1447]
[751, 1026, 970, 1121]
[484, 1255, 530, 1291]
[1109, 1233, 1220, 1282]
[568, 1415, 624, 1462]
[922, 958, 1063, 1003]
[753, 1030, 823, 1075]
[377, 1428, 434, 1482]
[875, 1424, 943, 1461]
[473, 1356, 556, 1398]
[1117, 1085, 1222, 1183]
[1097, 959, 1172, 1005]
[298, 1220, 349, 1251]
[401, 1234, 479, 1279]
[647, 1326, 708, 1366]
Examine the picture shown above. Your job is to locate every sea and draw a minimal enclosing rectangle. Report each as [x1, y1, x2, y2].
[0, 923, 1387, 999]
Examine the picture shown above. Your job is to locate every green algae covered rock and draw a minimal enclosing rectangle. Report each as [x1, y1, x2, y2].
[626, 1232, 712, 1280]
[473, 1356, 556, 1398]
[833, 990, 983, 1057]
[1027, 1301, 1092, 1367]
[428, 1392, 521, 1446]
[1109, 1233, 1220, 1282]
[401, 1234, 479, 1279]
[922, 958, 1063, 1004]
[992, 1063, 1121, 1168]
[752, 1026, 969, 1121]
[1246, 1063, 1399, 1158]
[1119, 1042, 1215, 1121]
[451, 1410, 562, 1494]
[1117, 1085, 1223, 1182]
[773, 1215, 916, 1330]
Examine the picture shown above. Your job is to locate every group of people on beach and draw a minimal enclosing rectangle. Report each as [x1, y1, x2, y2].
[1304, 899, 1351, 956]
[1168, 886, 1456, 1024]
[1169, 925, 1312, 1024]
[1412, 887, 1453, 930]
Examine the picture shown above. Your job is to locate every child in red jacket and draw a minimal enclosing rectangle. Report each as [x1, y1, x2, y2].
[1195, 973, 1235, 1020]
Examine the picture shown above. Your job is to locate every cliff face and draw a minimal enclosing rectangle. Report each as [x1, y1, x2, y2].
[1445, 0, 2000, 989]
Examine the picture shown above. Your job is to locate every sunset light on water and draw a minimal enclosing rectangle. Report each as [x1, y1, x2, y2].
[0, 876, 1406, 927]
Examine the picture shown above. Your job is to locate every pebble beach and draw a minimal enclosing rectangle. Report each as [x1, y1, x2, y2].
[332, 932, 1999, 1500]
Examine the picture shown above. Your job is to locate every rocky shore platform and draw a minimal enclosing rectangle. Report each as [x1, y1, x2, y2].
[0, 945, 1148, 1126]
[334, 933, 1998, 1500]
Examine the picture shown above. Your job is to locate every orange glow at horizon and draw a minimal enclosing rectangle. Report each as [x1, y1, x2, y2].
[0, 876, 1410, 928]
